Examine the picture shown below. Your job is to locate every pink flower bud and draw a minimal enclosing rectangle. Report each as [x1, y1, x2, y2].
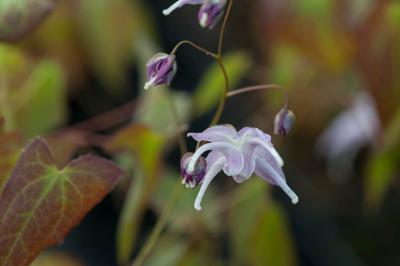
[144, 53, 177, 90]
[274, 108, 295, 136]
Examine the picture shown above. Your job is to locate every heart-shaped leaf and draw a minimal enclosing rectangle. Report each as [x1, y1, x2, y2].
[0, 0, 57, 41]
[0, 138, 124, 266]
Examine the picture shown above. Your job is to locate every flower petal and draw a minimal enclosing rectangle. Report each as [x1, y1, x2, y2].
[233, 142, 258, 183]
[247, 137, 284, 167]
[238, 127, 271, 143]
[254, 156, 298, 204]
[188, 124, 238, 143]
[194, 157, 226, 210]
[187, 141, 238, 173]
[222, 147, 244, 176]
[163, 0, 205, 16]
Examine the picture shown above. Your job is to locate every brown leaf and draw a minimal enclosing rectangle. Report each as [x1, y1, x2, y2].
[0, 0, 57, 41]
[0, 138, 124, 266]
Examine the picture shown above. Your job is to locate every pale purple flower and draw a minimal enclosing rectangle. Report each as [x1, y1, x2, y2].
[316, 92, 381, 181]
[144, 53, 177, 90]
[185, 125, 298, 210]
[274, 108, 295, 136]
[198, 0, 227, 29]
[180, 153, 206, 188]
[163, 0, 205, 16]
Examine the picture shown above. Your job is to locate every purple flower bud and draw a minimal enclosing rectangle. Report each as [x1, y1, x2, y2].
[198, 0, 226, 29]
[180, 152, 206, 188]
[274, 108, 295, 136]
[144, 53, 177, 90]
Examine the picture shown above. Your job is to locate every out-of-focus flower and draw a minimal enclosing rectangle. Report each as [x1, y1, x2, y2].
[180, 153, 207, 188]
[316, 92, 381, 181]
[198, 0, 226, 29]
[186, 125, 298, 210]
[144, 53, 177, 90]
[274, 108, 295, 136]
[163, 0, 204, 16]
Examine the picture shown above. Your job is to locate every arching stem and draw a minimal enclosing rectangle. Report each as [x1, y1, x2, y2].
[170, 40, 217, 59]
[227, 84, 289, 109]
[218, 0, 234, 56]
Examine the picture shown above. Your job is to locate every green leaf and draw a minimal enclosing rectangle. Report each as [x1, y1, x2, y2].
[228, 179, 297, 266]
[0, 0, 57, 41]
[77, 0, 136, 93]
[228, 179, 268, 264]
[104, 124, 166, 265]
[12, 61, 66, 137]
[365, 152, 395, 209]
[143, 234, 188, 266]
[152, 170, 220, 234]
[135, 86, 191, 134]
[365, 107, 400, 209]
[0, 138, 124, 266]
[193, 52, 251, 117]
[247, 203, 297, 266]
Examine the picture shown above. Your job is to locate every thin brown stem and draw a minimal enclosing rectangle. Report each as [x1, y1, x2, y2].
[227, 84, 289, 109]
[170, 40, 217, 58]
[217, 0, 234, 56]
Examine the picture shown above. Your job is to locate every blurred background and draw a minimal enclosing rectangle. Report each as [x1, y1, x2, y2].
[1, 0, 400, 265]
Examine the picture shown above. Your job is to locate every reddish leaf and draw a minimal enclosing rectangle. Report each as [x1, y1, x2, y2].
[0, 138, 124, 266]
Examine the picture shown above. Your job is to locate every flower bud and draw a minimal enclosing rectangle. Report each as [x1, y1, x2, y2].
[144, 53, 177, 90]
[274, 108, 295, 136]
[180, 153, 206, 188]
[198, 0, 226, 29]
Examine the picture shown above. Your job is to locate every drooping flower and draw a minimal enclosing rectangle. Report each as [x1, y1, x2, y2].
[163, 0, 205, 16]
[274, 108, 295, 136]
[144, 53, 177, 90]
[180, 153, 207, 188]
[198, 0, 226, 29]
[184, 125, 298, 210]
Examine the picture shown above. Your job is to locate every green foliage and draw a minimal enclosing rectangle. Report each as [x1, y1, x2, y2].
[228, 179, 297, 266]
[247, 203, 297, 266]
[0, 138, 124, 266]
[365, 107, 400, 209]
[105, 124, 166, 265]
[136, 86, 192, 134]
[193, 52, 251, 117]
[0, 45, 67, 137]
[143, 234, 188, 266]
[13, 61, 66, 137]
[77, 0, 136, 93]
[152, 170, 220, 234]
